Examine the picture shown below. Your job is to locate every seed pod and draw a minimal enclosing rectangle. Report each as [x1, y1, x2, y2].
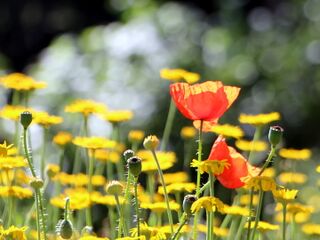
[143, 135, 159, 150]
[183, 194, 197, 216]
[58, 219, 73, 239]
[30, 178, 44, 189]
[127, 156, 142, 177]
[20, 111, 32, 129]
[268, 125, 284, 147]
[123, 149, 135, 161]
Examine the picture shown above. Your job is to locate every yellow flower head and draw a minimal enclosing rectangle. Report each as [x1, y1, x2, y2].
[130, 222, 167, 240]
[137, 150, 176, 163]
[46, 163, 60, 178]
[191, 196, 225, 213]
[180, 126, 197, 139]
[278, 172, 307, 185]
[244, 221, 279, 233]
[0, 186, 33, 199]
[275, 202, 314, 215]
[116, 237, 146, 240]
[0, 156, 27, 170]
[64, 99, 107, 116]
[162, 172, 189, 184]
[261, 167, 275, 178]
[0, 169, 30, 186]
[79, 236, 110, 240]
[239, 194, 259, 206]
[141, 201, 180, 213]
[143, 135, 160, 151]
[272, 187, 298, 204]
[94, 149, 120, 163]
[0, 225, 28, 240]
[91, 194, 126, 206]
[0, 105, 32, 122]
[100, 110, 133, 123]
[239, 112, 280, 125]
[73, 136, 117, 150]
[158, 182, 196, 195]
[279, 148, 312, 160]
[243, 176, 276, 192]
[128, 130, 145, 143]
[197, 225, 229, 237]
[223, 205, 249, 216]
[235, 139, 268, 152]
[191, 159, 230, 175]
[0, 73, 47, 91]
[32, 111, 63, 127]
[211, 124, 244, 139]
[317, 165, 320, 173]
[275, 211, 310, 224]
[302, 223, 320, 235]
[53, 172, 106, 187]
[0, 141, 14, 157]
[160, 68, 200, 84]
[53, 131, 73, 146]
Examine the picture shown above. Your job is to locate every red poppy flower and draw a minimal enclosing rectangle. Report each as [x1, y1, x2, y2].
[208, 135, 257, 189]
[169, 81, 240, 131]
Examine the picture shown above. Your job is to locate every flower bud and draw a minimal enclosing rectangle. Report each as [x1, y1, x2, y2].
[127, 156, 142, 177]
[183, 194, 197, 216]
[81, 226, 94, 236]
[105, 180, 124, 195]
[46, 163, 60, 178]
[30, 178, 44, 189]
[123, 149, 135, 161]
[143, 135, 159, 151]
[20, 111, 32, 129]
[58, 219, 73, 239]
[268, 126, 284, 147]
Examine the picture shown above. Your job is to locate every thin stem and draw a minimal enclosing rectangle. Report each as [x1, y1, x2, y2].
[291, 213, 296, 240]
[86, 149, 95, 226]
[64, 198, 70, 220]
[22, 128, 36, 177]
[208, 174, 216, 240]
[171, 213, 188, 240]
[160, 98, 176, 151]
[282, 203, 287, 240]
[248, 126, 262, 164]
[250, 189, 264, 240]
[37, 189, 48, 240]
[115, 195, 124, 238]
[40, 127, 48, 179]
[235, 216, 247, 240]
[246, 189, 255, 240]
[35, 191, 41, 240]
[258, 146, 276, 176]
[134, 178, 140, 237]
[193, 120, 203, 240]
[199, 181, 210, 195]
[151, 150, 174, 234]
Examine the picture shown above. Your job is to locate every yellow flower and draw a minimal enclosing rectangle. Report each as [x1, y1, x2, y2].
[116, 237, 146, 240]
[46, 163, 60, 178]
[275, 211, 310, 224]
[317, 165, 320, 173]
[73, 136, 117, 150]
[211, 124, 244, 139]
[235, 139, 268, 152]
[0, 141, 14, 157]
[0, 73, 46, 91]
[94, 149, 121, 163]
[140, 201, 180, 213]
[0, 225, 28, 240]
[191, 159, 230, 175]
[0, 169, 30, 185]
[160, 68, 200, 84]
[279, 148, 312, 160]
[278, 172, 307, 185]
[128, 130, 145, 143]
[52, 172, 106, 187]
[137, 150, 177, 163]
[191, 196, 225, 213]
[53, 131, 73, 146]
[180, 126, 197, 139]
[100, 110, 134, 123]
[79, 236, 110, 240]
[244, 221, 279, 233]
[239, 112, 280, 125]
[239, 194, 259, 206]
[223, 205, 249, 216]
[0, 186, 32, 199]
[32, 111, 63, 127]
[130, 222, 166, 239]
[143, 135, 160, 150]
[197, 225, 229, 237]
[302, 223, 320, 235]
[244, 176, 276, 192]
[0, 105, 31, 121]
[272, 187, 298, 204]
[142, 161, 174, 172]
[65, 99, 107, 116]
[275, 203, 314, 215]
[91, 194, 126, 206]
[261, 167, 275, 178]
[162, 172, 189, 184]
[158, 182, 196, 195]
[0, 156, 27, 170]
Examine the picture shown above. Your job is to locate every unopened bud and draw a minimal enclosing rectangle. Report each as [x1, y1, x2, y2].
[58, 219, 73, 239]
[127, 156, 142, 177]
[183, 194, 197, 216]
[268, 126, 284, 147]
[143, 135, 159, 151]
[123, 149, 135, 161]
[20, 111, 32, 129]
[30, 178, 44, 189]
[105, 180, 124, 195]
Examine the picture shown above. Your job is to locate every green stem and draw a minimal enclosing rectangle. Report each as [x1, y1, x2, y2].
[115, 195, 124, 238]
[228, 216, 241, 240]
[40, 127, 48, 179]
[35, 190, 41, 240]
[147, 173, 155, 202]
[208, 174, 216, 240]
[258, 146, 276, 176]
[199, 181, 210, 195]
[160, 98, 176, 151]
[246, 189, 254, 240]
[86, 149, 95, 226]
[171, 213, 188, 240]
[151, 150, 174, 234]
[282, 203, 287, 240]
[134, 178, 140, 237]
[235, 216, 247, 240]
[24, 92, 29, 107]
[64, 198, 70, 220]
[248, 126, 262, 164]
[193, 120, 203, 240]
[291, 213, 296, 240]
[250, 189, 264, 240]
[22, 128, 36, 177]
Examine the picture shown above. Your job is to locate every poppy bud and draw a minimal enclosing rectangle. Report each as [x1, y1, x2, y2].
[268, 126, 283, 147]
[105, 180, 124, 195]
[127, 156, 142, 177]
[183, 194, 197, 216]
[58, 219, 73, 239]
[81, 226, 94, 236]
[30, 178, 44, 189]
[143, 135, 159, 151]
[123, 149, 135, 161]
[20, 111, 32, 129]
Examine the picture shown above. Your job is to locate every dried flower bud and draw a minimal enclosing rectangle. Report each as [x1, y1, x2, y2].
[127, 156, 142, 177]
[20, 111, 32, 129]
[143, 135, 159, 151]
[183, 194, 197, 216]
[58, 219, 73, 239]
[105, 180, 124, 195]
[30, 178, 44, 189]
[268, 126, 284, 147]
[123, 149, 135, 161]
